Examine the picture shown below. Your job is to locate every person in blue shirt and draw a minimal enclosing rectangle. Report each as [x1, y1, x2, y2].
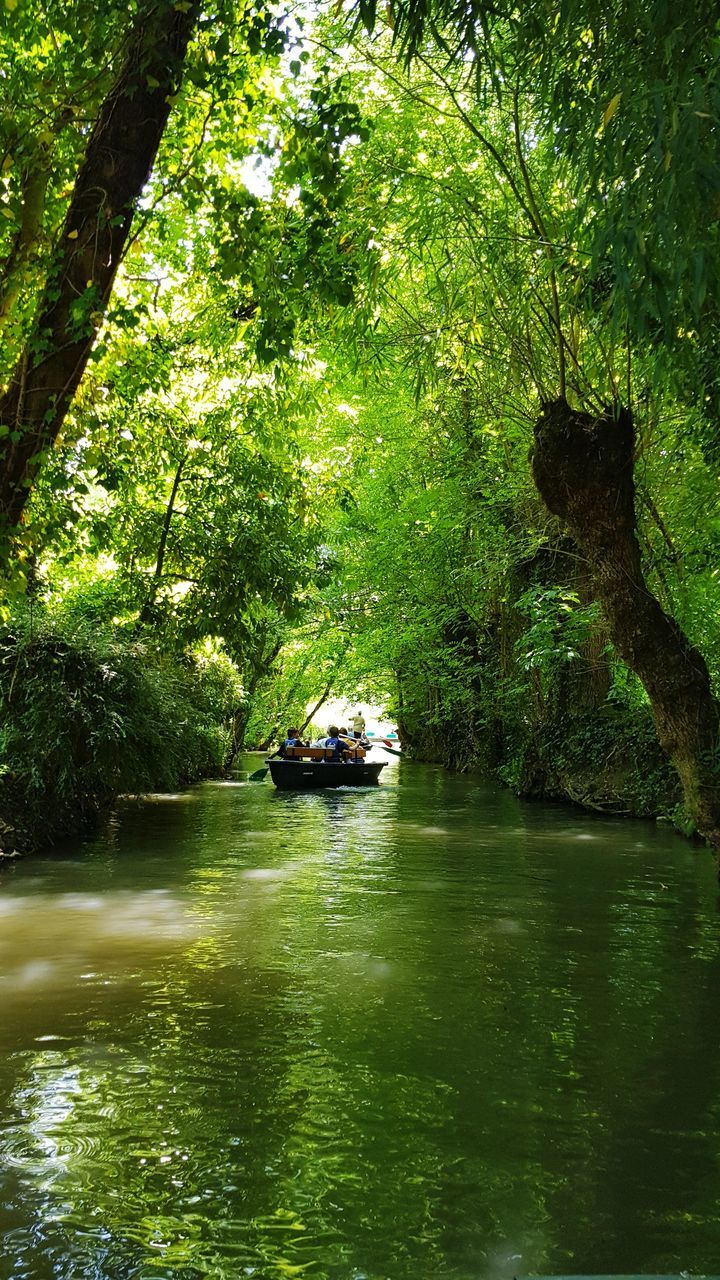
[322, 726, 345, 762]
[277, 728, 306, 759]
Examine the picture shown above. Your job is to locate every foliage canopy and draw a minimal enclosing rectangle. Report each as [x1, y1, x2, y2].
[1, 0, 719, 848]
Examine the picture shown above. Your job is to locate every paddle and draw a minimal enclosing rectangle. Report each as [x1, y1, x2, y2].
[248, 764, 270, 782]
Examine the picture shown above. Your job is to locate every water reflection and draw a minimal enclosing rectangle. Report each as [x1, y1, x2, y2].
[1, 760, 720, 1278]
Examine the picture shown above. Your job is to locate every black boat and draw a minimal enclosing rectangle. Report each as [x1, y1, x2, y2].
[268, 758, 387, 790]
[266, 740, 387, 790]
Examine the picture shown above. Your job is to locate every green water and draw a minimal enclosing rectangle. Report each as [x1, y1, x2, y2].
[2, 757, 720, 1280]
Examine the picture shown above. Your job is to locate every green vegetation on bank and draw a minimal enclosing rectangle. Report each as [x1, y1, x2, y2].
[0, 606, 240, 853]
[1, 0, 719, 852]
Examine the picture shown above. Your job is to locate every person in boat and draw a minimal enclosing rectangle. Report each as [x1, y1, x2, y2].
[320, 726, 346, 762]
[277, 728, 307, 759]
[342, 726, 369, 760]
[351, 710, 366, 740]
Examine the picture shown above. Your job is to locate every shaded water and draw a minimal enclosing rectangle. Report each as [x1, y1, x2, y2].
[2, 757, 720, 1279]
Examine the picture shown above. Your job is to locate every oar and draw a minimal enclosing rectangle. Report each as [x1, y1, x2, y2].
[248, 763, 270, 782]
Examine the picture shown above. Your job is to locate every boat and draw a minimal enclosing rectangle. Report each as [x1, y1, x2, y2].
[267, 745, 387, 790]
[268, 759, 387, 789]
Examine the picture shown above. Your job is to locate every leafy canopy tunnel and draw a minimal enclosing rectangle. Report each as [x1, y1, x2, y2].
[1, 0, 719, 850]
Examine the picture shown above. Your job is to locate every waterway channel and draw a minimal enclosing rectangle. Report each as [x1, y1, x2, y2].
[2, 756, 720, 1279]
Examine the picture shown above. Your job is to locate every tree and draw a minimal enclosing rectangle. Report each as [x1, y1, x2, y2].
[0, 0, 201, 544]
[337, 1, 720, 842]
[0, 0, 133, 351]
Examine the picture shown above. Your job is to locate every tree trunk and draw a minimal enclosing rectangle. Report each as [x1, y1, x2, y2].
[300, 681, 334, 735]
[532, 397, 720, 846]
[140, 453, 186, 624]
[224, 638, 283, 770]
[255, 653, 315, 750]
[0, 0, 199, 544]
[225, 702, 254, 771]
[0, 153, 52, 341]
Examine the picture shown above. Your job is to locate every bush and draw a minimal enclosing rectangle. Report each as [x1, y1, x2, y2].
[499, 704, 681, 818]
[0, 610, 240, 854]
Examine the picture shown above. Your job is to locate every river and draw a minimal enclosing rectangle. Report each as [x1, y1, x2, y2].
[1, 756, 720, 1279]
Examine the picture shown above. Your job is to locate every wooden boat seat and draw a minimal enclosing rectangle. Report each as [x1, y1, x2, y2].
[284, 746, 367, 761]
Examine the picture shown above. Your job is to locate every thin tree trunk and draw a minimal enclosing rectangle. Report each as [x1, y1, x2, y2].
[257, 684, 325, 753]
[224, 638, 283, 770]
[296, 643, 350, 737]
[395, 672, 409, 748]
[300, 682, 334, 735]
[256, 722, 283, 753]
[255, 654, 315, 751]
[532, 397, 720, 847]
[140, 453, 186, 624]
[0, 157, 52, 339]
[0, 0, 199, 543]
[225, 703, 254, 771]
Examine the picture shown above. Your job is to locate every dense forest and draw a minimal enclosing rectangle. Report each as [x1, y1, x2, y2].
[1, 0, 719, 854]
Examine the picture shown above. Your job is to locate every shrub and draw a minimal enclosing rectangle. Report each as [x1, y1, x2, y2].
[0, 610, 239, 853]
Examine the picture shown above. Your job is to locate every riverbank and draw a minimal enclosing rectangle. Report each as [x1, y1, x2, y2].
[392, 593, 695, 837]
[0, 693, 691, 859]
[0, 607, 698, 858]
[402, 705, 683, 825]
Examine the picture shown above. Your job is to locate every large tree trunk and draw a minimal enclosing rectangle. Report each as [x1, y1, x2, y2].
[532, 397, 720, 846]
[0, 0, 199, 544]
